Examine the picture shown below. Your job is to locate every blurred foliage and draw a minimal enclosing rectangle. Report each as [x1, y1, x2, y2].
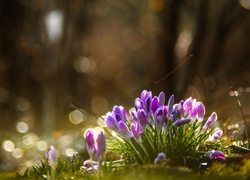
[1, 0, 250, 173]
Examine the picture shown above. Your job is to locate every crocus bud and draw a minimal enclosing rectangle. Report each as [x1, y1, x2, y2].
[145, 96, 152, 115]
[105, 112, 118, 131]
[158, 92, 165, 106]
[167, 95, 174, 119]
[155, 107, 165, 131]
[140, 90, 152, 102]
[118, 121, 132, 140]
[129, 108, 137, 123]
[203, 112, 217, 130]
[112, 105, 126, 122]
[173, 118, 191, 128]
[183, 97, 193, 115]
[137, 109, 147, 132]
[46, 146, 57, 166]
[135, 98, 143, 109]
[209, 129, 223, 141]
[85, 130, 95, 155]
[131, 123, 141, 142]
[151, 96, 159, 113]
[208, 150, 225, 161]
[96, 131, 106, 159]
[195, 102, 205, 121]
[154, 152, 166, 164]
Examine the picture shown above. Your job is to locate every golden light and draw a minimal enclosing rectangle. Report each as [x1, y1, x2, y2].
[37, 141, 48, 151]
[2, 140, 15, 152]
[22, 133, 39, 146]
[73, 56, 97, 74]
[12, 148, 24, 158]
[65, 148, 76, 157]
[69, 109, 85, 124]
[16, 121, 29, 133]
[17, 97, 30, 112]
[239, 0, 250, 9]
[174, 30, 193, 58]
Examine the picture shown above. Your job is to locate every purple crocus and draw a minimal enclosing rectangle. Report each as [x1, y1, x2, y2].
[167, 95, 174, 119]
[155, 107, 165, 131]
[105, 112, 118, 131]
[96, 131, 106, 159]
[193, 101, 205, 121]
[171, 103, 180, 121]
[118, 121, 132, 140]
[209, 129, 223, 141]
[131, 123, 141, 142]
[129, 108, 137, 123]
[158, 92, 165, 106]
[208, 150, 225, 161]
[112, 105, 126, 122]
[45, 146, 57, 166]
[135, 90, 152, 115]
[151, 96, 159, 114]
[203, 112, 217, 130]
[154, 152, 166, 164]
[137, 109, 147, 132]
[85, 130, 95, 156]
[173, 118, 191, 128]
[183, 97, 193, 116]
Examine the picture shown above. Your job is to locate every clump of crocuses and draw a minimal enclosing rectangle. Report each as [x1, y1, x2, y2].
[83, 130, 106, 173]
[104, 90, 224, 165]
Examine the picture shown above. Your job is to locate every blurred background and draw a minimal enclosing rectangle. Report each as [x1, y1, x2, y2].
[1, 0, 250, 172]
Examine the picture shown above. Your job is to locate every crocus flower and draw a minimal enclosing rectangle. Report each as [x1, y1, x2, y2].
[158, 92, 165, 106]
[131, 123, 141, 142]
[137, 109, 147, 132]
[154, 152, 166, 164]
[173, 118, 191, 128]
[112, 105, 126, 122]
[155, 107, 165, 131]
[45, 146, 57, 166]
[183, 97, 193, 116]
[135, 90, 152, 115]
[118, 121, 132, 140]
[171, 103, 180, 121]
[209, 129, 223, 141]
[83, 159, 99, 167]
[208, 150, 225, 161]
[167, 95, 174, 119]
[105, 112, 118, 131]
[85, 130, 95, 155]
[82, 160, 99, 172]
[203, 112, 217, 130]
[151, 96, 159, 113]
[140, 90, 152, 102]
[96, 131, 106, 159]
[194, 101, 205, 121]
[129, 108, 137, 123]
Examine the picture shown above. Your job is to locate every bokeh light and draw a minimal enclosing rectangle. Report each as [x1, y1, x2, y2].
[73, 56, 97, 74]
[2, 140, 15, 152]
[69, 109, 86, 124]
[12, 148, 24, 159]
[37, 141, 48, 151]
[44, 10, 64, 42]
[16, 97, 30, 112]
[239, 0, 250, 9]
[22, 133, 39, 146]
[16, 121, 29, 133]
[65, 148, 76, 157]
